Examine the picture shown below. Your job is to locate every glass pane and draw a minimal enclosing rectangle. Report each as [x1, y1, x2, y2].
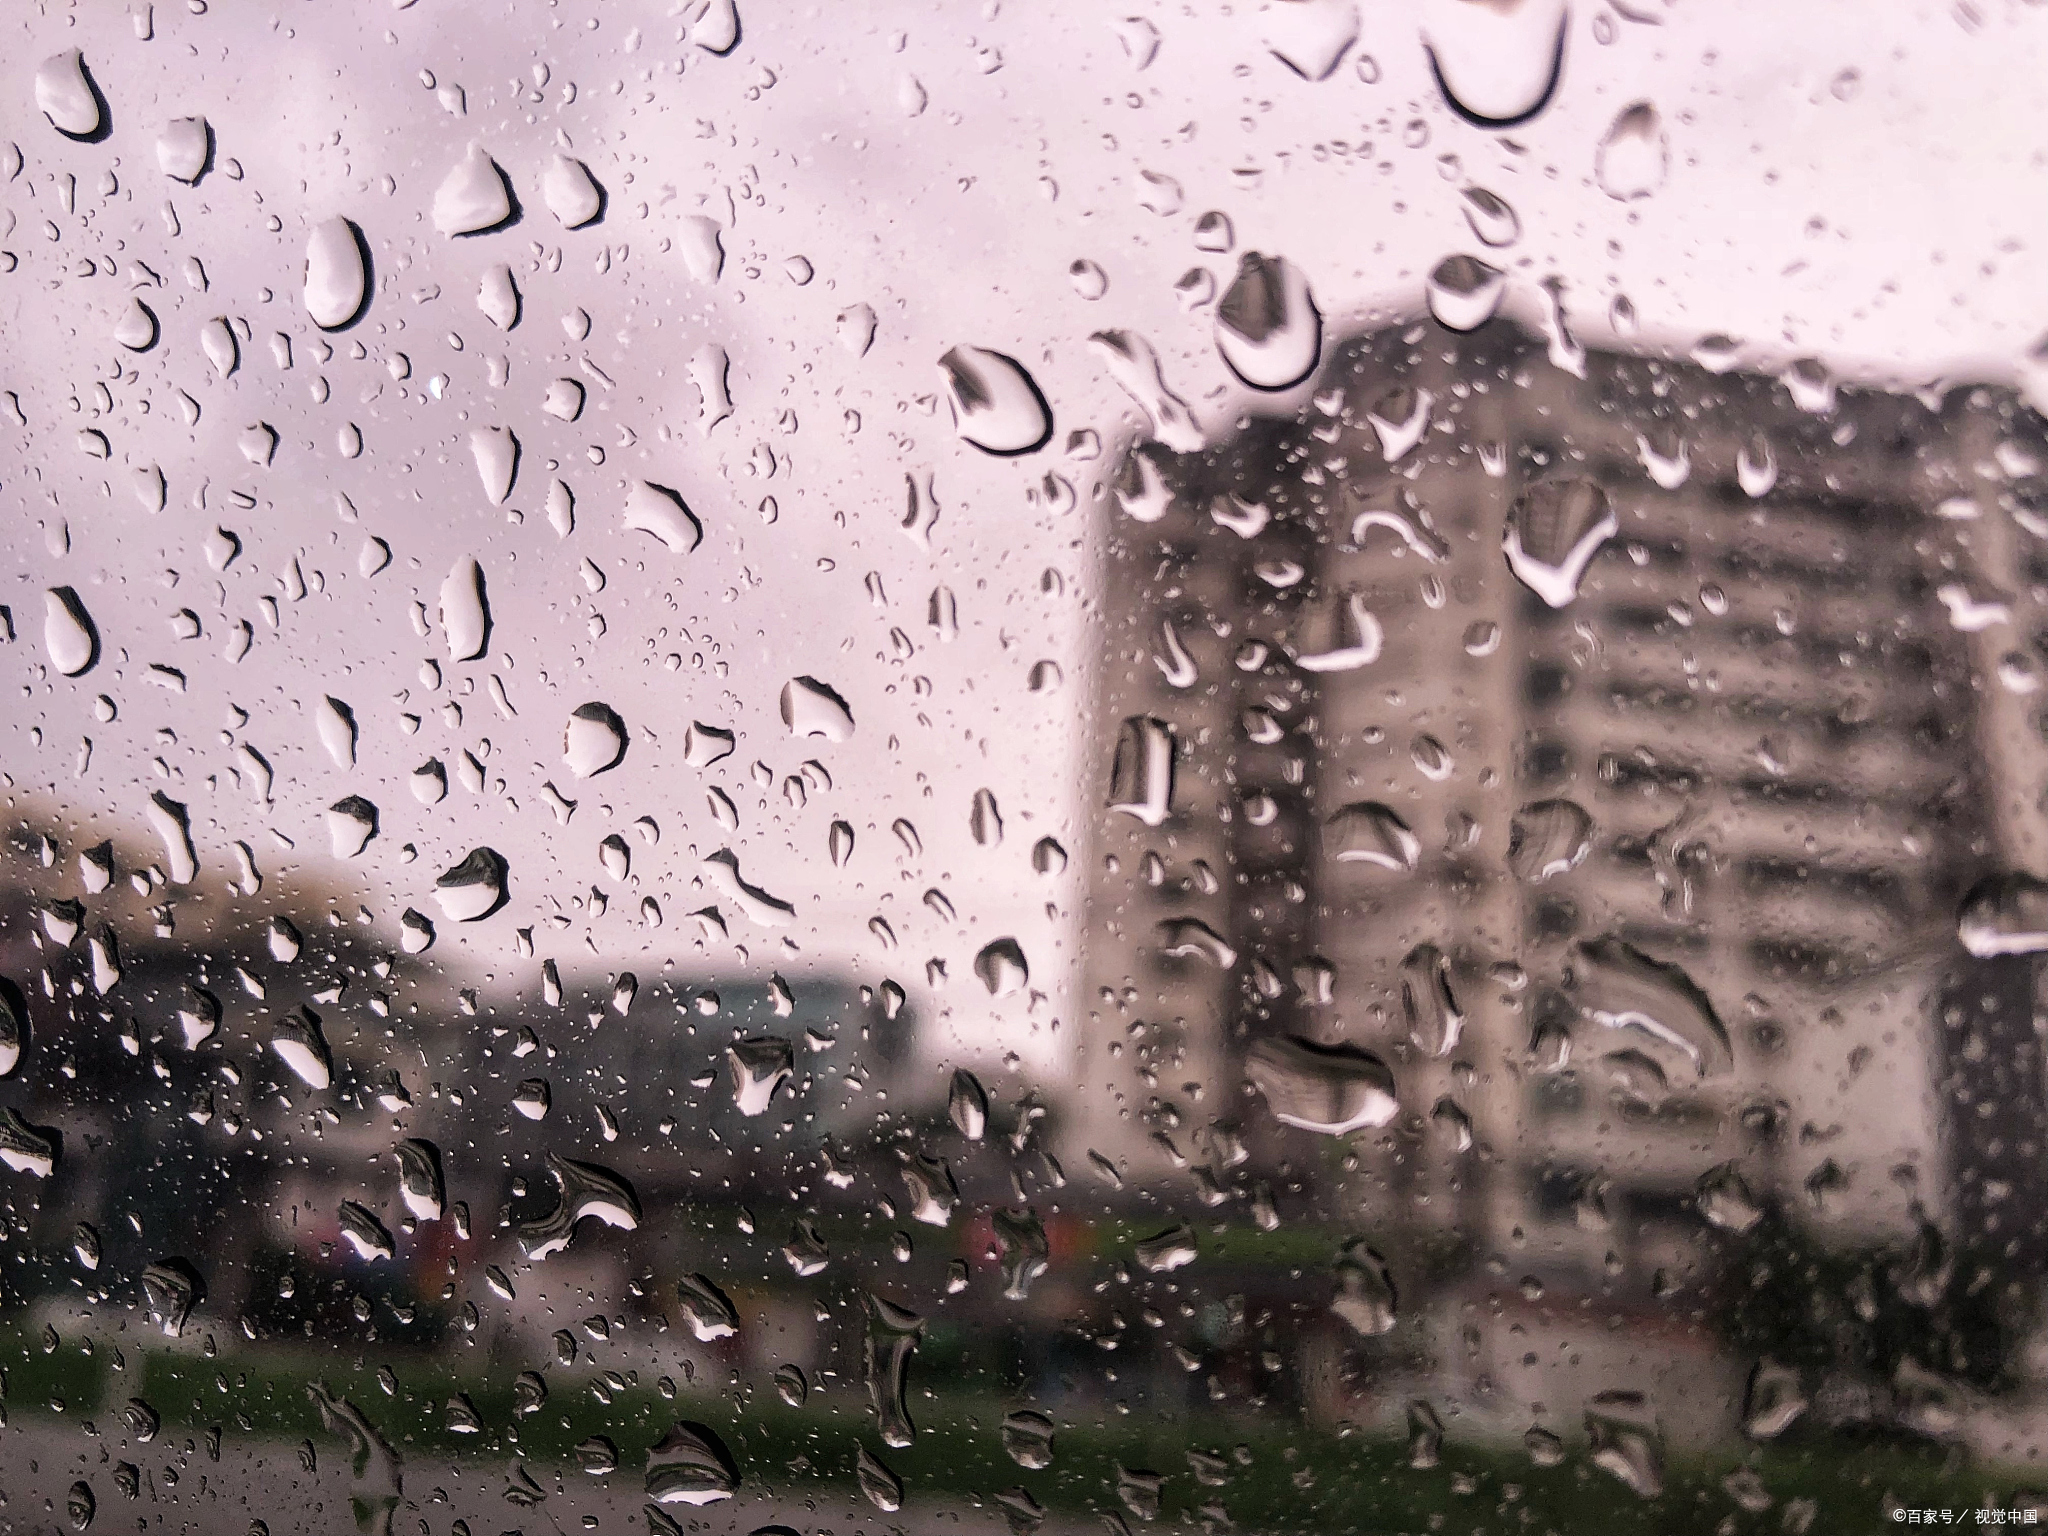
[3, 3, 2046, 1533]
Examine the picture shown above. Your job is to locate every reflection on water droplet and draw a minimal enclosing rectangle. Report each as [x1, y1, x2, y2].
[938, 346, 1053, 455]
[1503, 478, 1616, 607]
[1596, 102, 1668, 201]
[1216, 252, 1322, 390]
[1422, 0, 1567, 128]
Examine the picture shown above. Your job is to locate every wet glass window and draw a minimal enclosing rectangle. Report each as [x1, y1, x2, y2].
[2, 3, 2047, 1534]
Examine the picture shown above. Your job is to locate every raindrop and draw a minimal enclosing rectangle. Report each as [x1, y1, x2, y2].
[677, 1273, 740, 1341]
[439, 556, 491, 661]
[43, 588, 99, 676]
[864, 1292, 925, 1447]
[36, 50, 103, 139]
[434, 847, 509, 921]
[0, 1109, 58, 1177]
[338, 1201, 395, 1261]
[271, 1007, 333, 1090]
[327, 796, 378, 859]
[543, 153, 603, 227]
[1960, 872, 2048, 956]
[1508, 798, 1593, 882]
[622, 481, 702, 553]
[1460, 185, 1521, 246]
[1193, 211, 1234, 251]
[645, 1422, 740, 1506]
[1595, 102, 1668, 200]
[1090, 330, 1203, 452]
[1216, 252, 1322, 390]
[1585, 1391, 1664, 1499]
[1324, 802, 1419, 870]
[1503, 478, 1616, 607]
[948, 1069, 988, 1139]
[470, 426, 518, 504]
[1421, 0, 1567, 128]
[432, 143, 514, 235]
[516, 1154, 641, 1259]
[781, 676, 854, 740]
[395, 1139, 444, 1221]
[1245, 1034, 1398, 1134]
[1107, 715, 1176, 825]
[478, 264, 520, 329]
[856, 1446, 904, 1513]
[1002, 1410, 1056, 1469]
[305, 217, 369, 330]
[1426, 254, 1504, 331]
[1576, 935, 1733, 1078]
[774, 1363, 809, 1406]
[156, 116, 209, 183]
[938, 346, 1053, 455]
[1332, 1240, 1397, 1335]
[114, 297, 159, 351]
[564, 702, 628, 776]
[1068, 259, 1109, 299]
[1266, 0, 1359, 81]
[1401, 942, 1463, 1056]
[1134, 1223, 1198, 1273]
[728, 1036, 794, 1116]
[994, 1207, 1052, 1299]
[975, 938, 1030, 996]
[140, 1258, 204, 1336]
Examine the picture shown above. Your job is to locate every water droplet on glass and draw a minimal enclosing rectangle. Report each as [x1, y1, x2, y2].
[1216, 252, 1322, 390]
[305, 217, 369, 330]
[327, 796, 378, 859]
[438, 557, 491, 661]
[948, 1068, 988, 1139]
[645, 1421, 740, 1506]
[469, 426, 518, 504]
[728, 1036, 794, 1116]
[1115, 15, 1162, 69]
[139, 1257, 203, 1336]
[1585, 1390, 1664, 1498]
[1134, 1222, 1198, 1273]
[1460, 185, 1521, 246]
[1245, 1034, 1398, 1134]
[1090, 330, 1204, 452]
[1595, 102, 1669, 200]
[516, 1153, 641, 1259]
[1426, 254, 1504, 331]
[1002, 1409, 1055, 1469]
[1421, 0, 1567, 127]
[622, 481, 702, 554]
[156, 116, 209, 183]
[994, 1206, 1052, 1299]
[1324, 801, 1419, 870]
[1508, 798, 1593, 882]
[43, 588, 99, 676]
[781, 676, 854, 741]
[1576, 935, 1733, 1078]
[338, 1201, 395, 1261]
[114, 297, 159, 351]
[1332, 1239, 1397, 1335]
[1107, 715, 1176, 825]
[0, 1109, 58, 1177]
[271, 1007, 333, 1090]
[677, 1273, 740, 1340]
[542, 153, 603, 228]
[774, 1363, 809, 1406]
[36, 50, 103, 139]
[1068, 259, 1108, 300]
[396, 1138, 444, 1221]
[433, 143, 514, 235]
[938, 346, 1053, 455]
[857, 1445, 904, 1512]
[1400, 942, 1464, 1056]
[1266, 0, 1359, 81]
[564, 702, 628, 776]
[434, 847, 508, 921]
[1503, 478, 1616, 607]
[1960, 872, 2048, 956]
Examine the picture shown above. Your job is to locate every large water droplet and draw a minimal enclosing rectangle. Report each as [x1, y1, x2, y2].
[542, 153, 603, 228]
[271, 1007, 333, 1090]
[438, 557, 491, 661]
[434, 847, 508, 921]
[622, 481, 702, 553]
[0, 1109, 58, 1177]
[994, 1207, 1051, 1299]
[728, 1036, 794, 1116]
[516, 1153, 641, 1259]
[1460, 185, 1521, 246]
[327, 796, 378, 858]
[974, 937, 1029, 996]
[156, 116, 209, 183]
[1107, 715, 1176, 825]
[938, 346, 1053, 455]
[1503, 478, 1616, 607]
[1134, 1223, 1199, 1273]
[1958, 872, 2048, 956]
[114, 297, 159, 351]
[1266, 0, 1359, 81]
[1216, 253, 1322, 390]
[1585, 1391, 1664, 1499]
[305, 217, 369, 330]
[1324, 802, 1419, 870]
[857, 1446, 904, 1512]
[564, 702, 628, 777]
[1089, 331, 1203, 452]
[338, 1201, 395, 1261]
[677, 1273, 740, 1341]
[432, 143, 514, 235]
[1508, 798, 1593, 882]
[1245, 1035, 1398, 1134]
[147, 792, 197, 885]
[1426, 254, 1504, 331]
[780, 676, 854, 740]
[703, 849, 797, 927]
[469, 426, 518, 504]
[864, 1292, 925, 1447]
[1576, 935, 1733, 1078]
[395, 1138, 444, 1221]
[317, 695, 357, 767]
[1422, 0, 1567, 128]
[948, 1069, 988, 1140]
[1596, 102, 1669, 200]
[43, 588, 99, 676]
[1002, 1410, 1056, 1469]
[645, 1422, 740, 1506]
[140, 1258, 204, 1336]
[1401, 942, 1464, 1057]
[1332, 1239, 1397, 1335]
[36, 50, 103, 139]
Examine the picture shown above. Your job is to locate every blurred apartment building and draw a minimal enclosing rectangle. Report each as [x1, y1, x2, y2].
[1075, 319, 2048, 1358]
